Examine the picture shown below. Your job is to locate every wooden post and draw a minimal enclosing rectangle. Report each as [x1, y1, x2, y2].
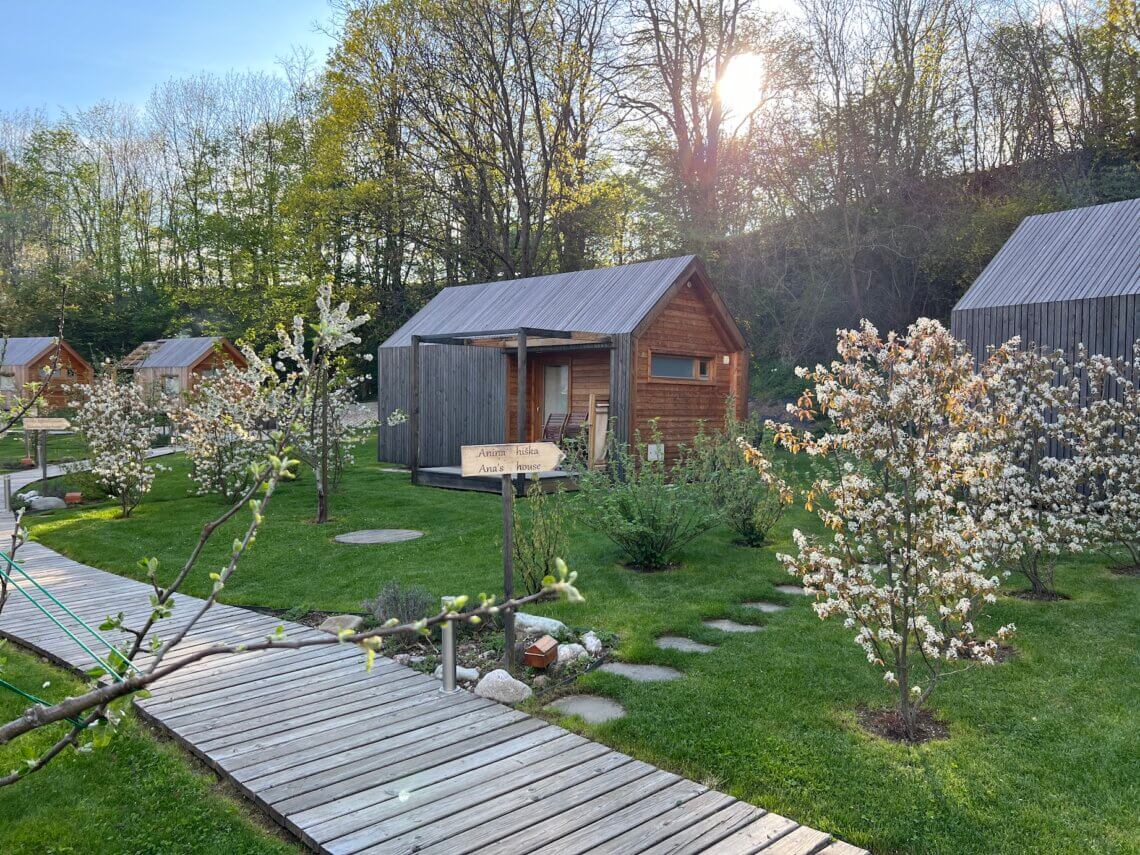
[409, 335, 421, 474]
[515, 328, 527, 496]
[501, 472, 516, 671]
[39, 431, 47, 485]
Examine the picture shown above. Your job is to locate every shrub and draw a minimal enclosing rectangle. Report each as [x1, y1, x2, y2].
[575, 421, 717, 570]
[512, 477, 570, 595]
[694, 399, 792, 546]
[363, 580, 437, 626]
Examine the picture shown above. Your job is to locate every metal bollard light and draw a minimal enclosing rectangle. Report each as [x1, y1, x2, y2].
[439, 596, 461, 694]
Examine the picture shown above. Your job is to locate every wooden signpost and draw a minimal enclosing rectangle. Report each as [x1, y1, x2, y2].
[461, 441, 565, 669]
[23, 417, 72, 483]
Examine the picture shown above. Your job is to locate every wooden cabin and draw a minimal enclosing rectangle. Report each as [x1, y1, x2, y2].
[377, 255, 748, 490]
[952, 198, 1140, 366]
[119, 337, 247, 398]
[0, 337, 93, 409]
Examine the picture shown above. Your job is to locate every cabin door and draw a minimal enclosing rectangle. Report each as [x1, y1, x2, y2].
[539, 363, 569, 439]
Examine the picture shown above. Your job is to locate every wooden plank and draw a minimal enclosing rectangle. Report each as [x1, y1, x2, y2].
[710, 812, 799, 853]
[585, 789, 739, 855]
[763, 825, 834, 854]
[816, 841, 870, 855]
[638, 800, 763, 854]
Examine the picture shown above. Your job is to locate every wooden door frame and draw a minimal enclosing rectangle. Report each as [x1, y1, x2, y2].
[531, 356, 572, 441]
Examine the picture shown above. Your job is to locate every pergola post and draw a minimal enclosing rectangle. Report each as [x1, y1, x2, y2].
[409, 335, 421, 473]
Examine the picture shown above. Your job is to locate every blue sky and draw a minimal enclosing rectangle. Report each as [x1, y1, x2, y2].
[0, 1, 335, 115]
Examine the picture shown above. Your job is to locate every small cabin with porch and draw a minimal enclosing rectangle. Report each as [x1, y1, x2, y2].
[377, 255, 748, 490]
[0, 337, 93, 409]
[118, 337, 247, 399]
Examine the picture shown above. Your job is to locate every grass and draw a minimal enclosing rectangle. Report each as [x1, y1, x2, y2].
[0, 644, 298, 854]
[20, 445, 1140, 854]
[0, 431, 88, 474]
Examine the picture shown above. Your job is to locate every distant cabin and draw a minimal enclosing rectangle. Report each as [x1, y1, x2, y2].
[119, 337, 247, 398]
[377, 255, 748, 487]
[952, 198, 1140, 364]
[0, 337, 93, 409]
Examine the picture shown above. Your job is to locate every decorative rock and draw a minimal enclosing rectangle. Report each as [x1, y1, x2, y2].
[474, 669, 533, 703]
[655, 636, 716, 653]
[532, 675, 548, 688]
[409, 655, 426, 664]
[581, 631, 603, 656]
[334, 529, 424, 545]
[743, 601, 788, 613]
[702, 619, 763, 633]
[28, 496, 66, 511]
[546, 695, 626, 724]
[318, 614, 363, 635]
[393, 653, 412, 665]
[598, 662, 682, 682]
[556, 643, 588, 666]
[774, 584, 810, 596]
[515, 612, 567, 636]
[433, 664, 480, 682]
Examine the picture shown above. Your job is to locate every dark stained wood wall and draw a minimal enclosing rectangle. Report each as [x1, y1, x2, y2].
[23, 347, 93, 408]
[376, 344, 506, 466]
[952, 296, 1140, 369]
[631, 281, 748, 462]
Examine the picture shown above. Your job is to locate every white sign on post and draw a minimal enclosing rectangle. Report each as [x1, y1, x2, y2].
[460, 442, 565, 477]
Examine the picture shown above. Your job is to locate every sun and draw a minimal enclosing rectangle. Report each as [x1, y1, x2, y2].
[715, 52, 766, 119]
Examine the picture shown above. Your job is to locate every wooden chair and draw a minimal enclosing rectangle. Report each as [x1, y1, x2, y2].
[542, 412, 569, 442]
[563, 411, 587, 439]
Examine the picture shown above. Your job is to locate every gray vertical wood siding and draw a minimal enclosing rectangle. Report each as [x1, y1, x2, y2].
[377, 344, 506, 466]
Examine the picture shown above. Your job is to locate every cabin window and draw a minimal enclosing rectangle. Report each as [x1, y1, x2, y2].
[162, 375, 181, 397]
[650, 353, 711, 381]
[0, 374, 15, 393]
[543, 364, 569, 420]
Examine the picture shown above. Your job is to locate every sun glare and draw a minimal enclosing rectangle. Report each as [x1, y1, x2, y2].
[716, 52, 766, 119]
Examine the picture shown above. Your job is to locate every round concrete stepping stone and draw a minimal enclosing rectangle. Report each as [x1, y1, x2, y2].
[774, 584, 810, 596]
[598, 662, 682, 682]
[546, 695, 626, 724]
[334, 529, 424, 545]
[378, 467, 409, 473]
[743, 601, 788, 613]
[655, 636, 716, 653]
[702, 619, 763, 633]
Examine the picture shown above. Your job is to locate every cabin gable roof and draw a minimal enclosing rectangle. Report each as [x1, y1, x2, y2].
[382, 256, 732, 347]
[0, 337, 92, 372]
[121, 337, 238, 370]
[954, 198, 1140, 312]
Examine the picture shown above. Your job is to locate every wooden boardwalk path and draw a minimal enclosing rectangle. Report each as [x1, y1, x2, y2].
[1, 464, 865, 854]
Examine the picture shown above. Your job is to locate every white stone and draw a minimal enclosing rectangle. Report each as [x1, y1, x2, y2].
[434, 664, 480, 682]
[318, 614, 363, 635]
[774, 585, 810, 596]
[655, 636, 716, 653]
[702, 619, 763, 633]
[515, 612, 567, 636]
[581, 631, 603, 656]
[598, 662, 682, 682]
[546, 695, 625, 724]
[474, 669, 533, 704]
[28, 496, 66, 511]
[556, 643, 588, 665]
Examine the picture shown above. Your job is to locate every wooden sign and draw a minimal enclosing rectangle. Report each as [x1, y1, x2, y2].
[460, 442, 565, 477]
[23, 417, 71, 431]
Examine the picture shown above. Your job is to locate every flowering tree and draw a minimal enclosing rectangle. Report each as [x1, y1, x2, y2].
[1071, 341, 1140, 571]
[979, 343, 1086, 597]
[0, 288, 583, 786]
[69, 375, 161, 518]
[765, 319, 1015, 741]
[288, 284, 371, 524]
[172, 363, 275, 501]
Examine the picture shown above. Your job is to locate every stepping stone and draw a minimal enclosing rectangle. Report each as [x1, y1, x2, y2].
[546, 695, 626, 724]
[334, 529, 423, 545]
[702, 619, 763, 634]
[743, 601, 787, 613]
[378, 467, 408, 473]
[655, 636, 716, 653]
[598, 662, 682, 682]
[774, 584, 810, 596]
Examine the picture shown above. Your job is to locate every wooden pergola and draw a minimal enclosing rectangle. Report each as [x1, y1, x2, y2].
[408, 327, 579, 481]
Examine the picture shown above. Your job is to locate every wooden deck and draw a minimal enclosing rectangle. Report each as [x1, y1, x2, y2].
[412, 465, 577, 494]
[1, 464, 864, 854]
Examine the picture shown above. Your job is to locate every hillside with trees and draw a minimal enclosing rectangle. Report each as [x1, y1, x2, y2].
[1, 0, 1136, 385]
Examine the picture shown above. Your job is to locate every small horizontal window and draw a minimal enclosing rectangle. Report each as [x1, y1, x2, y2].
[650, 353, 711, 381]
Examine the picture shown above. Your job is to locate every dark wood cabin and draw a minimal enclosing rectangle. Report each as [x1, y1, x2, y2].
[952, 198, 1140, 366]
[377, 255, 748, 490]
[119, 337, 247, 399]
[0, 337, 93, 409]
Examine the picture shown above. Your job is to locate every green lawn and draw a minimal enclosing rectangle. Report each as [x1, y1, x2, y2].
[0, 645, 298, 854]
[0, 431, 88, 474]
[19, 448, 1140, 854]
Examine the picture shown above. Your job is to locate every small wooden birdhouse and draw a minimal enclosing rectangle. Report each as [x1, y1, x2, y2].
[523, 635, 558, 669]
